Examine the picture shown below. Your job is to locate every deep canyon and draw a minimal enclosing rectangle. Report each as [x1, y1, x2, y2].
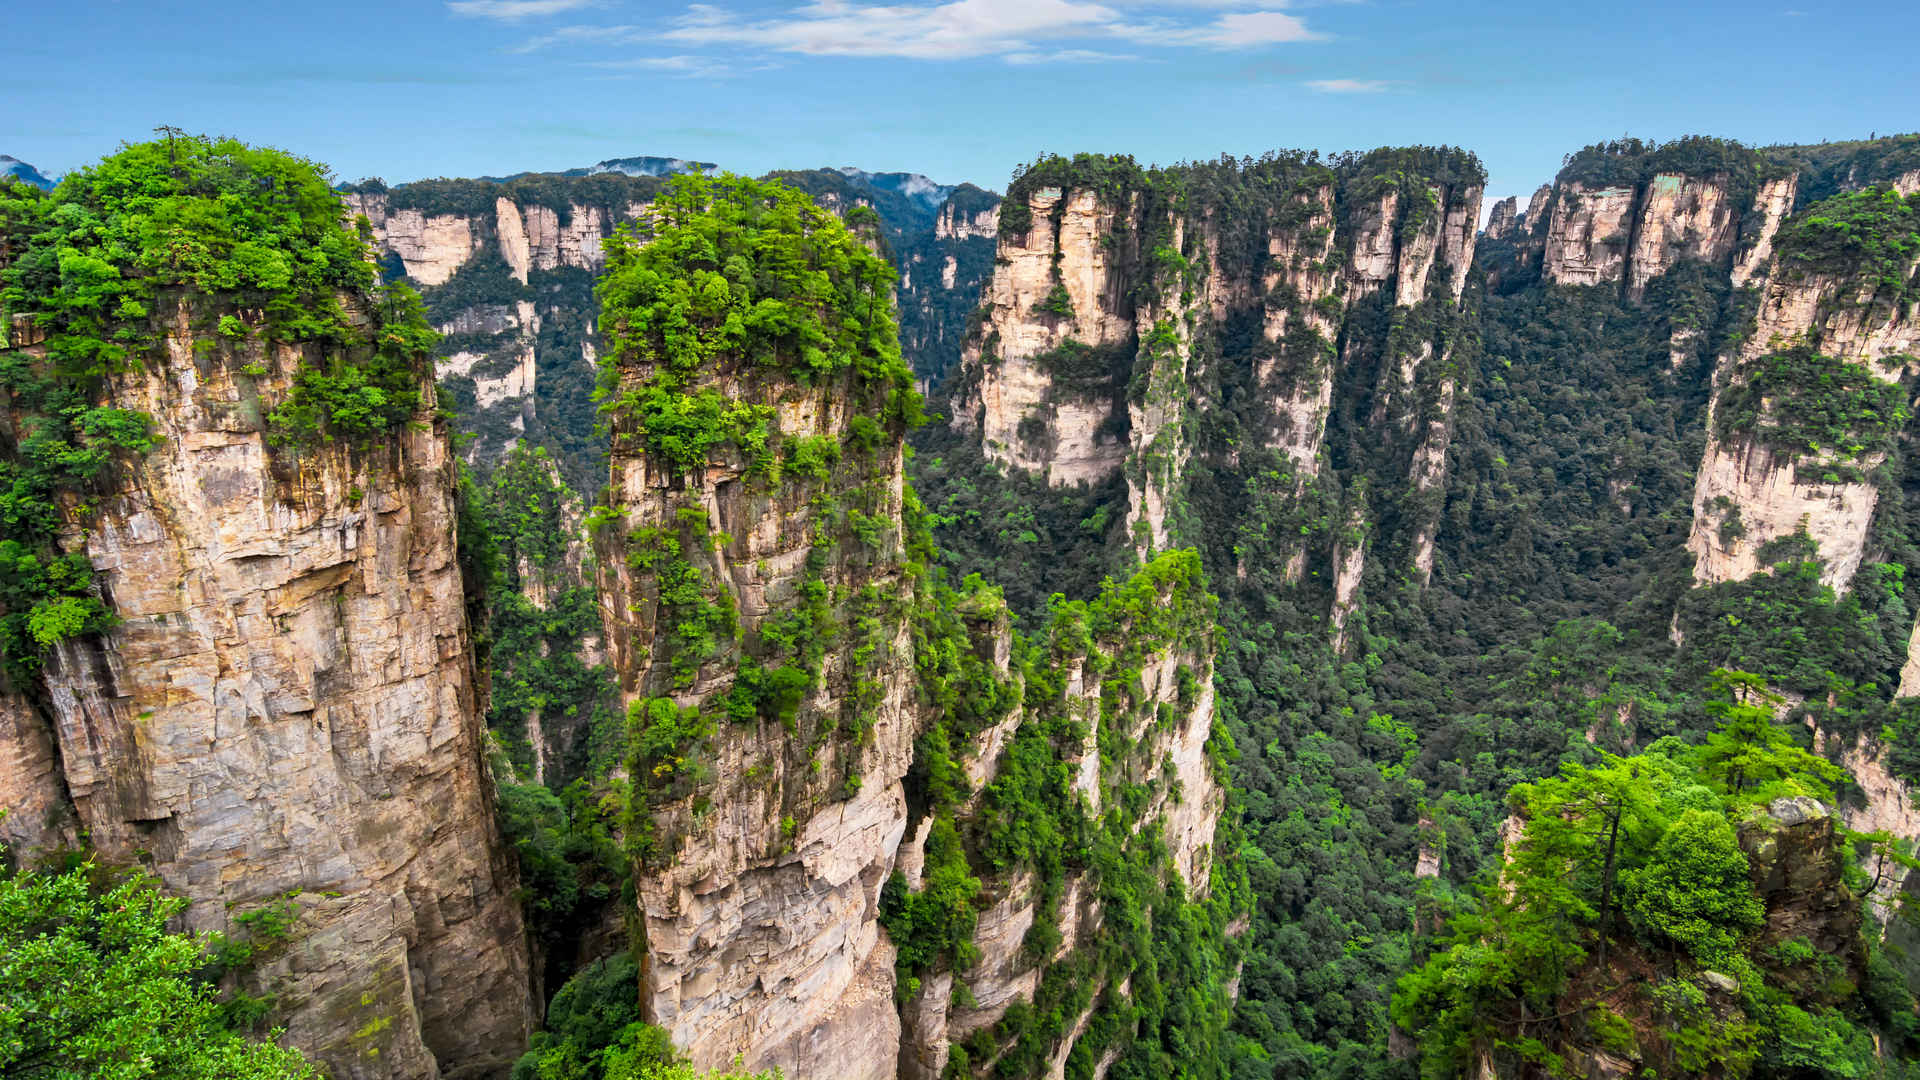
[2, 130, 1920, 1080]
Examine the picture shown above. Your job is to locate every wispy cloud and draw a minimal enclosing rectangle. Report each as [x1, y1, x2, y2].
[659, 0, 1326, 60]
[513, 23, 646, 53]
[449, 0, 597, 19]
[1005, 48, 1139, 63]
[582, 54, 741, 78]
[1304, 77, 1388, 92]
[1144, 10, 1321, 46]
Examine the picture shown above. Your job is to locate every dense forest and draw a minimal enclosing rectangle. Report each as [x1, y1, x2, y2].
[2, 129, 1920, 1080]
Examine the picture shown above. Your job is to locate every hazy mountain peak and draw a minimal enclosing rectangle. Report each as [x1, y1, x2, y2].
[588, 155, 718, 178]
[1, 155, 55, 189]
[833, 166, 955, 210]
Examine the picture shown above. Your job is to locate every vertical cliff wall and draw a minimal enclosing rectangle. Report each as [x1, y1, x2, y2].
[0, 139, 534, 1079]
[947, 151, 1484, 597]
[344, 171, 998, 493]
[590, 173, 1232, 1080]
[343, 179, 665, 490]
[1684, 187, 1920, 591]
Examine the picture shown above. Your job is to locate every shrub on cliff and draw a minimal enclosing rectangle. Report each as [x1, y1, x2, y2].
[595, 171, 922, 476]
[0, 856, 320, 1079]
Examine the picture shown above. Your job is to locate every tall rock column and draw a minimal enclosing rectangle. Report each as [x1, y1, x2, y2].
[1684, 188, 1920, 591]
[45, 309, 532, 1079]
[0, 138, 534, 1080]
[950, 184, 1139, 484]
[591, 176, 922, 1080]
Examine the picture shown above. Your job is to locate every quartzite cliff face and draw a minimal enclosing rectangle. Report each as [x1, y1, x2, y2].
[0, 300, 533, 1079]
[948, 151, 1483, 618]
[1684, 203, 1920, 592]
[590, 182, 1229, 1080]
[345, 171, 999, 493]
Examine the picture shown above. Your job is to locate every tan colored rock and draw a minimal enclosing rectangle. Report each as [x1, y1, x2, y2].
[1345, 190, 1401, 298]
[1483, 196, 1518, 240]
[1329, 499, 1368, 655]
[598, 347, 920, 1079]
[343, 192, 479, 287]
[1626, 173, 1740, 298]
[1409, 377, 1458, 585]
[1686, 260, 1920, 590]
[936, 201, 999, 241]
[0, 691, 77, 855]
[24, 301, 532, 1079]
[1731, 174, 1799, 288]
[959, 187, 1136, 483]
[1523, 184, 1554, 232]
[1543, 183, 1638, 287]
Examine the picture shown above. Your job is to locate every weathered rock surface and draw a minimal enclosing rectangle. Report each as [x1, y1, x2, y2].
[343, 193, 481, 287]
[1542, 183, 1640, 287]
[1483, 197, 1518, 241]
[953, 168, 1480, 588]
[1686, 259, 1920, 590]
[594, 316, 921, 1078]
[952, 187, 1137, 485]
[1731, 174, 1799, 287]
[14, 302, 533, 1079]
[936, 201, 999, 241]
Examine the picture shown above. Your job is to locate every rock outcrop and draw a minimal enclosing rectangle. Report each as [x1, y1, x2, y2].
[1542, 182, 1640, 288]
[7, 299, 534, 1079]
[591, 178, 1228, 1080]
[950, 185, 1138, 486]
[936, 201, 999, 241]
[1483, 197, 1518, 241]
[1685, 191, 1920, 590]
[949, 154, 1482, 590]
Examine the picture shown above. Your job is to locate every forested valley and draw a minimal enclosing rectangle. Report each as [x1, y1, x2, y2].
[1, 129, 1919, 1080]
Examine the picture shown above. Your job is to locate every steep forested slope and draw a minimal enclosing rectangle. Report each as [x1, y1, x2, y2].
[915, 134, 1920, 1079]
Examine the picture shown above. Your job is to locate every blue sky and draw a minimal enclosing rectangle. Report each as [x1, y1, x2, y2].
[7, 0, 1917, 209]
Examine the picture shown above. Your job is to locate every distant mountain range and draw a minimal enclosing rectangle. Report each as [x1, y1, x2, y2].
[580, 155, 718, 178]
[831, 167, 956, 211]
[578, 157, 960, 211]
[1, 155, 55, 189]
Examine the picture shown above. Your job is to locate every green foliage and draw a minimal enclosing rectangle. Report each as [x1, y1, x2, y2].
[0, 135, 438, 679]
[265, 280, 433, 446]
[1774, 186, 1920, 298]
[596, 172, 921, 471]
[879, 818, 983, 987]
[0, 860, 320, 1078]
[1557, 135, 1769, 190]
[495, 779, 626, 972]
[1623, 809, 1763, 965]
[1715, 340, 1909, 474]
[1394, 680, 1878, 1078]
[4, 133, 376, 368]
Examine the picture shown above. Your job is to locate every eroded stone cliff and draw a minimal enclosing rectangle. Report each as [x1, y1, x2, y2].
[0, 137, 535, 1080]
[588, 175, 1232, 1080]
[948, 152, 1483, 598]
[1684, 187, 1920, 591]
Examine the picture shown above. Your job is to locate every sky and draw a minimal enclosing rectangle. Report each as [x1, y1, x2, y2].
[8, 0, 1919, 210]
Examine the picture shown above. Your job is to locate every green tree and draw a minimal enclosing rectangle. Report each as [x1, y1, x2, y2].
[0, 861, 320, 1079]
[1692, 670, 1843, 800]
[1623, 810, 1764, 966]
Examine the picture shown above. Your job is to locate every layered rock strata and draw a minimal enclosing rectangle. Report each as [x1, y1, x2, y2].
[5, 301, 534, 1079]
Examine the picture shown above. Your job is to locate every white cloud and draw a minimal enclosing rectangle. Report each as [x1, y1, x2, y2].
[659, 0, 1323, 59]
[1304, 77, 1388, 92]
[450, 0, 597, 18]
[513, 23, 645, 53]
[1005, 48, 1139, 63]
[583, 54, 739, 78]
[1142, 10, 1321, 46]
